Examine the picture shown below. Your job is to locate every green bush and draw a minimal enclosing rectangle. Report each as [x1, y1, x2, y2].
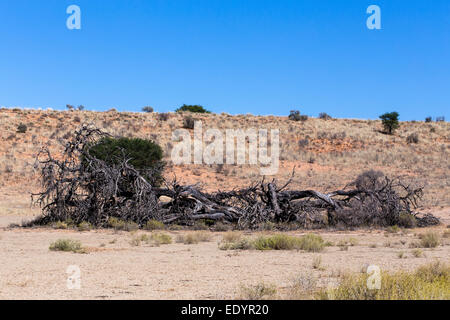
[379, 112, 400, 135]
[49, 239, 83, 253]
[176, 104, 211, 113]
[87, 136, 164, 185]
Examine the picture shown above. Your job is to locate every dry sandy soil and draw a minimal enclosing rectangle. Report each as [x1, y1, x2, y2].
[0, 209, 449, 300]
[0, 109, 449, 299]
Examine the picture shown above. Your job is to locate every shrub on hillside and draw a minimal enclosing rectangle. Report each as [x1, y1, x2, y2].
[157, 113, 170, 121]
[183, 116, 196, 129]
[176, 104, 211, 113]
[289, 110, 308, 122]
[17, 123, 27, 133]
[87, 136, 165, 185]
[289, 110, 301, 121]
[379, 112, 400, 134]
[425, 117, 432, 123]
[318, 112, 332, 120]
[142, 106, 154, 113]
[406, 133, 419, 144]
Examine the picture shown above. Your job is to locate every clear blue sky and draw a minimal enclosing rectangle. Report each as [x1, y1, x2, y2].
[0, 0, 449, 120]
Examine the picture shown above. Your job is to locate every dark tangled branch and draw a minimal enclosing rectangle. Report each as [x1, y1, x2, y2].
[31, 126, 440, 229]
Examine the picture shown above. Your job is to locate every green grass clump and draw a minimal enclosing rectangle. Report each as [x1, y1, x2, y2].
[219, 238, 253, 250]
[107, 217, 139, 231]
[398, 213, 417, 228]
[150, 233, 172, 245]
[253, 234, 297, 250]
[77, 221, 92, 231]
[130, 233, 172, 246]
[222, 231, 242, 243]
[176, 232, 213, 244]
[419, 232, 441, 248]
[130, 234, 150, 246]
[220, 234, 326, 252]
[386, 225, 401, 234]
[144, 219, 165, 231]
[297, 234, 327, 252]
[319, 262, 449, 300]
[49, 239, 84, 253]
[412, 249, 424, 258]
[52, 221, 68, 229]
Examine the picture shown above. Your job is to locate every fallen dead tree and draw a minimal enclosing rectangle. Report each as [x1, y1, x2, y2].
[31, 125, 440, 229]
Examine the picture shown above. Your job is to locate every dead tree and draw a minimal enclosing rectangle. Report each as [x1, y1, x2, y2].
[31, 125, 440, 229]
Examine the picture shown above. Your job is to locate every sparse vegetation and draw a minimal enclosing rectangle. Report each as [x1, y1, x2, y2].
[412, 249, 424, 258]
[418, 232, 441, 248]
[220, 234, 326, 252]
[77, 221, 92, 231]
[386, 225, 401, 234]
[150, 233, 172, 246]
[406, 133, 419, 144]
[319, 262, 449, 300]
[145, 219, 165, 231]
[130, 233, 172, 246]
[312, 256, 324, 270]
[49, 239, 84, 253]
[107, 217, 139, 231]
[176, 232, 213, 244]
[238, 283, 277, 300]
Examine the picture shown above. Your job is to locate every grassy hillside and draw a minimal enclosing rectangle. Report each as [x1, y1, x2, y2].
[0, 108, 449, 208]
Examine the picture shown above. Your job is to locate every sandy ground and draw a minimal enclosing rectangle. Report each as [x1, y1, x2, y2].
[0, 209, 449, 300]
